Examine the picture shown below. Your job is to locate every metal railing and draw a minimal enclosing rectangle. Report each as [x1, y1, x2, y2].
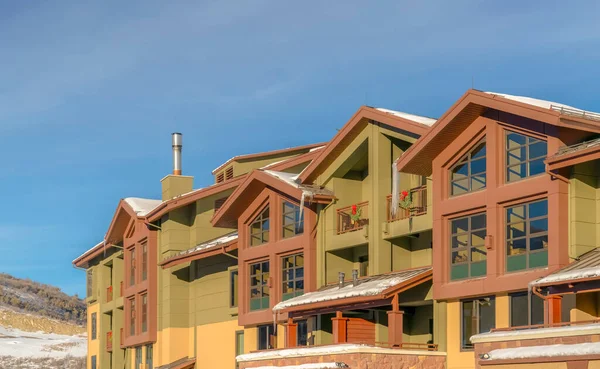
[550, 105, 600, 122]
[106, 286, 113, 303]
[387, 186, 428, 222]
[336, 202, 369, 235]
[255, 341, 438, 353]
[106, 331, 113, 351]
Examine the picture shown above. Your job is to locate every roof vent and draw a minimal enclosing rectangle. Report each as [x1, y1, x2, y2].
[352, 269, 359, 286]
[338, 272, 345, 289]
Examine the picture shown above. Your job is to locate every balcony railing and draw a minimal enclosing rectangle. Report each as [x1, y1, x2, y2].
[337, 202, 369, 235]
[120, 328, 124, 348]
[106, 331, 113, 351]
[119, 281, 123, 297]
[106, 286, 113, 303]
[387, 186, 427, 222]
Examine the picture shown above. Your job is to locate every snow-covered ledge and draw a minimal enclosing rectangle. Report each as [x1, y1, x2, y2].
[237, 344, 445, 363]
[484, 342, 600, 361]
[471, 322, 600, 344]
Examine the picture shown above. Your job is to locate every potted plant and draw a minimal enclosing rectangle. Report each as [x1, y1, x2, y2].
[399, 190, 412, 210]
[350, 204, 362, 227]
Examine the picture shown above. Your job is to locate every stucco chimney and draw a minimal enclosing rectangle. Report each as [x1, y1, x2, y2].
[161, 133, 193, 200]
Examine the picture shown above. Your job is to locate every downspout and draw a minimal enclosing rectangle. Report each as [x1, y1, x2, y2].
[221, 246, 238, 260]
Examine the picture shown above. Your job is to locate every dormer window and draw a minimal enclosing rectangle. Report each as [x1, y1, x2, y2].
[450, 139, 486, 196]
[250, 206, 270, 246]
[506, 131, 547, 182]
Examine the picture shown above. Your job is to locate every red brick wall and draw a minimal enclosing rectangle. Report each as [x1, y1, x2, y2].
[239, 352, 446, 369]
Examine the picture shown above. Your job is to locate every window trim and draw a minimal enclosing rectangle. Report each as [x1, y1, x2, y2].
[141, 242, 148, 281]
[141, 293, 148, 333]
[460, 296, 495, 350]
[129, 297, 136, 336]
[509, 291, 545, 327]
[505, 198, 549, 272]
[449, 212, 487, 281]
[282, 201, 304, 239]
[449, 138, 487, 197]
[257, 324, 274, 350]
[146, 344, 153, 369]
[504, 129, 547, 183]
[91, 312, 97, 340]
[281, 253, 304, 301]
[249, 205, 270, 247]
[249, 260, 270, 311]
[229, 267, 239, 309]
[129, 247, 136, 287]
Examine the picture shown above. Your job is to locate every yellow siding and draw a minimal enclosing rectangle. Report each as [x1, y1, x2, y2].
[87, 303, 100, 369]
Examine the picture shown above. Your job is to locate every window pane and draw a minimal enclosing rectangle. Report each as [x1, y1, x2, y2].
[450, 140, 486, 196]
[452, 218, 469, 234]
[450, 212, 487, 280]
[452, 234, 468, 249]
[510, 293, 529, 327]
[529, 200, 548, 219]
[452, 162, 469, 178]
[472, 142, 486, 159]
[471, 158, 486, 175]
[452, 250, 468, 264]
[531, 294, 545, 325]
[507, 164, 527, 182]
[471, 246, 487, 262]
[471, 174, 486, 191]
[507, 205, 526, 223]
[451, 179, 469, 195]
[461, 301, 474, 349]
[507, 238, 527, 255]
[507, 132, 527, 148]
[530, 218, 548, 234]
[529, 159, 545, 176]
[529, 141, 547, 159]
[480, 298, 496, 334]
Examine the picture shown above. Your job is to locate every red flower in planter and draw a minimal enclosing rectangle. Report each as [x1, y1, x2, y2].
[400, 190, 408, 200]
[351, 204, 357, 215]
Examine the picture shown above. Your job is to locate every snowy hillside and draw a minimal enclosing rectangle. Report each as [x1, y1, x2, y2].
[0, 318, 86, 369]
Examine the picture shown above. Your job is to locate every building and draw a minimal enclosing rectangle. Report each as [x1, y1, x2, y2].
[75, 90, 600, 369]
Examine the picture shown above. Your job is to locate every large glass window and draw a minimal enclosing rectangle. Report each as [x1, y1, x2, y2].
[450, 213, 487, 280]
[282, 254, 304, 301]
[282, 201, 304, 238]
[129, 248, 136, 286]
[250, 207, 270, 246]
[146, 345, 153, 369]
[450, 140, 486, 196]
[230, 269, 238, 308]
[510, 292, 544, 327]
[461, 297, 495, 349]
[141, 294, 148, 333]
[129, 298, 136, 336]
[506, 199, 548, 272]
[297, 320, 308, 346]
[135, 347, 142, 369]
[235, 331, 244, 369]
[506, 131, 547, 182]
[142, 243, 148, 281]
[250, 261, 270, 311]
[87, 270, 93, 298]
[91, 312, 97, 340]
[257, 324, 274, 350]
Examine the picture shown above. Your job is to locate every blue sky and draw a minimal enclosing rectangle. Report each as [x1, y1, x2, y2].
[1, 1, 599, 297]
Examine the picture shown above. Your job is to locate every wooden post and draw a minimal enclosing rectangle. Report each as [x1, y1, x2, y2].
[286, 318, 298, 348]
[387, 294, 404, 347]
[332, 311, 348, 343]
[547, 296, 562, 325]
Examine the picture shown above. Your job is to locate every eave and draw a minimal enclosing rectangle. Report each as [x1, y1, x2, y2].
[298, 106, 432, 184]
[546, 145, 600, 171]
[159, 239, 238, 269]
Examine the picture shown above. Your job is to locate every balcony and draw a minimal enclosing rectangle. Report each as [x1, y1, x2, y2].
[106, 331, 113, 352]
[386, 186, 427, 222]
[336, 202, 369, 235]
[236, 343, 446, 369]
[106, 286, 113, 303]
[472, 320, 600, 369]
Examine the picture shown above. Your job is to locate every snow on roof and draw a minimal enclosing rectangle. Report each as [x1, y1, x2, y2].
[374, 108, 437, 126]
[72, 240, 104, 264]
[273, 267, 431, 312]
[485, 92, 600, 121]
[172, 232, 238, 258]
[263, 170, 334, 198]
[553, 138, 600, 158]
[530, 248, 600, 287]
[248, 363, 347, 369]
[471, 323, 600, 343]
[124, 197, 162, 217]
[237, 344, 369, 362]
[484, 341, 600, 361]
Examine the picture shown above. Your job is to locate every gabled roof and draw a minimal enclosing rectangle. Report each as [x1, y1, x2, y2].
[260, 146, 325, 171]
[159, 232, 238, 269]
[298, 106, 434, 183]
[273, 267, 432, 313]
[212, 169, 334, 228]
[123, 197, 162, 217]
[72, 241, 105, 268]
[531, 248, 600, 287]
[396, 89, 600, 176]
[212, 142, 326, 174]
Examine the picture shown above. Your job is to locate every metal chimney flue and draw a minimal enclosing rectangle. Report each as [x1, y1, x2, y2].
[172, 133, 182, 175]
[338, 272, 345, 289]
[352, 269, 359, 286]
